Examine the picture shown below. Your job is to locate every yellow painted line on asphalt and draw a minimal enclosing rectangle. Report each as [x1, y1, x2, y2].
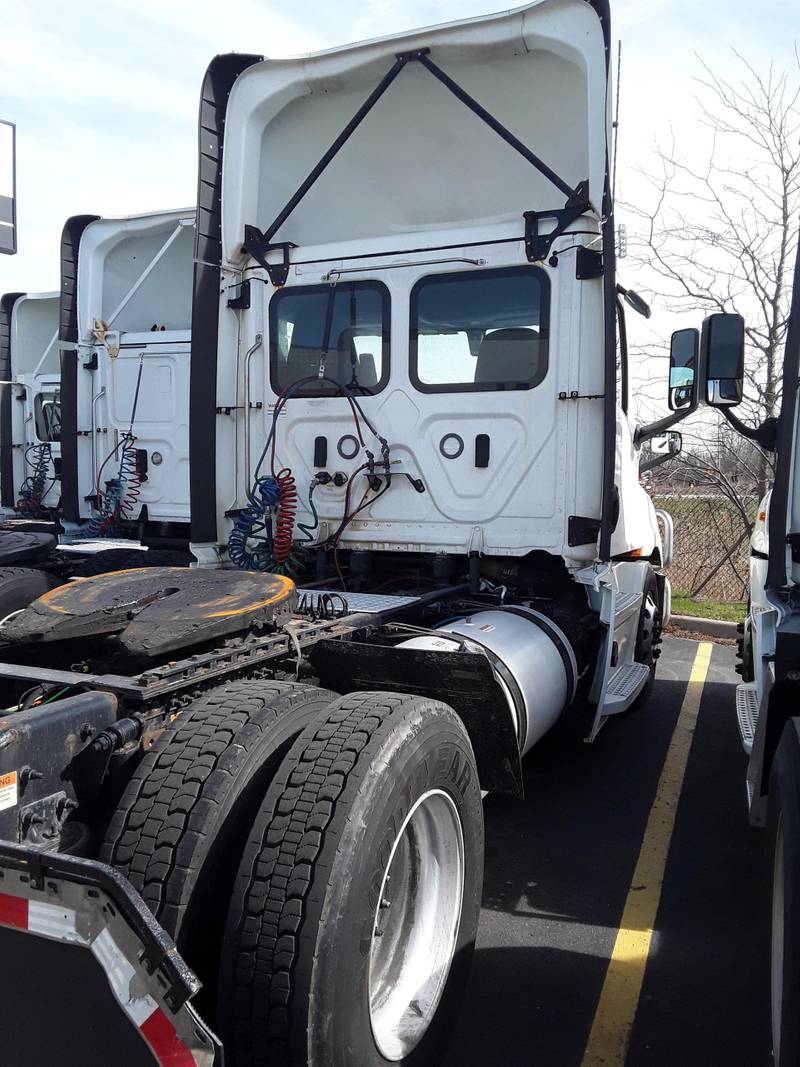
[582, 641, 714, 1066]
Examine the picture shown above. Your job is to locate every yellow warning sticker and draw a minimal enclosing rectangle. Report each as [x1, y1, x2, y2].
[0, 770, 18, 812]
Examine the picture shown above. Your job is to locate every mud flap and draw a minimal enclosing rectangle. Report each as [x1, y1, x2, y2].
[0, 842, 221, 1067]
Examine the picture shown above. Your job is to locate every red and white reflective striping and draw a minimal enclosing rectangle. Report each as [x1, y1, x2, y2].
[0, 891, 205, 1067]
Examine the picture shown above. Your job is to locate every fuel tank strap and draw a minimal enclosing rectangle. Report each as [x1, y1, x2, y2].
[493, 605, 579, 705]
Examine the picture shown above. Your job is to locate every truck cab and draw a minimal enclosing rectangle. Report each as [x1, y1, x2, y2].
[191, 0, 679, 738]
[0, 291, 61, 518]
[59, 208, 194, 543]
[689, 235, 800, 1064]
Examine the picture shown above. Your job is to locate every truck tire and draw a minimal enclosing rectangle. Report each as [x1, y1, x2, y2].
[100, 678, 336, 1013]
[632, 565, 662, 710]
[220, 691, 484, 1067]
[0, 566, 62, 627]
[767, 718, 800, 1067]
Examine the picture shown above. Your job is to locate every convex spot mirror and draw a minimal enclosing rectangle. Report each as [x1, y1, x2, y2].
[651, 430, 682, 456]
[668, 328, 699, 411]
[702, 313, 744, 407]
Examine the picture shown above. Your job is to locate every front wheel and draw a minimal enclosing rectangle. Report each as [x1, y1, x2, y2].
[768, 719, 800, 1066]
[220, 691, 484, 1066]
[631, 565, 662, 710]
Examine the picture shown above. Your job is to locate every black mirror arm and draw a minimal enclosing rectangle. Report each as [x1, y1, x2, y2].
[721, 406, 778, 451]
[640, 449, 678, 473]
[634, 405, 693, 447]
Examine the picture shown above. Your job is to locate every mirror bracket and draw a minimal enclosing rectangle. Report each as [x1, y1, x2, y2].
[523, 181, 590, 263]
[634, 407, 690, 447]
[721, 407, 778, 452]
[640, 450, 676, 473]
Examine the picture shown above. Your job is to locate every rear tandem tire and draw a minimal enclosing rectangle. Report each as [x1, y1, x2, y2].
[767, 718, 800, 1067]
[0, 566, 62, 626]
[220, 690, 484, 1067]
[100, 678, 336, 1017]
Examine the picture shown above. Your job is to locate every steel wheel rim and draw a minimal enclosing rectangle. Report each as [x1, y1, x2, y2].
[772, 813, 785, 1064]
[639, 591, 659, 663]
[368, 788, 465, 1061]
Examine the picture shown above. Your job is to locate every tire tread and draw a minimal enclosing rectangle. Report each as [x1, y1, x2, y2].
[225, 691, 456, 1066]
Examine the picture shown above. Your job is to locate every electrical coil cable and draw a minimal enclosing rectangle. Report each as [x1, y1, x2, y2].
[116, 434, 142, 521]
[86, 356, 147, 537]
[16, 443, 53, 514]
[296, 591, 349, 621]
[228, 374, 390, 578]
[271, 467, 298, 564]
[227, 476, 281, 571]
[86, 432, 141, 537]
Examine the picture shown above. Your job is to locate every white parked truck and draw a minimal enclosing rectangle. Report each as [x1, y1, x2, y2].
[60, 208, 194, 542]
[709, 225, 800, 1066]
[0, 3, 719, 1064]
[0, 211, 197, 627]
[0, 289, 61, 518]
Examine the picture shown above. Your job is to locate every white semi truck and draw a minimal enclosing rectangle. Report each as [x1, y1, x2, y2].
[60, 208, 194, 543]
[707, 226, 800, 1066]
[0, 210, 196, 624]
[0, 289, 61, 519]
[0, 3, 727, 1064]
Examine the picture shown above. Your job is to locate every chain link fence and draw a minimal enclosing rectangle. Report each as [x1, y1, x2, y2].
[654, 493, 756, 603]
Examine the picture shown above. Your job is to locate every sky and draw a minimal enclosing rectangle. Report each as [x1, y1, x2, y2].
[0, 0, 797, 409]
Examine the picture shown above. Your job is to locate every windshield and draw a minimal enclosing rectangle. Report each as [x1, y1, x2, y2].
[269, 281, 390, 396]
[410, 266, 550, 393]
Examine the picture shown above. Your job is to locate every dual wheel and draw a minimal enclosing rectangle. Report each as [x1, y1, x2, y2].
[102, 678, 484, 1066]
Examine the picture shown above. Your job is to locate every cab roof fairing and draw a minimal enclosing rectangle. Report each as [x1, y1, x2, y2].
[219, 0, 611, 267]
[9, 291, 60, 377]
[75, 208, 196, 343]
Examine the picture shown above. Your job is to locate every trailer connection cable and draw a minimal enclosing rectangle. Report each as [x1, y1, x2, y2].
[87, 356, 146, 536]
[87, 432, 142, 536]
[16, 443, 53, 514]
[229, 375, 389, 576]
[227, 476, 281, 571]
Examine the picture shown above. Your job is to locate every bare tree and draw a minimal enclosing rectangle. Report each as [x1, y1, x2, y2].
[627, 50, 800, 513]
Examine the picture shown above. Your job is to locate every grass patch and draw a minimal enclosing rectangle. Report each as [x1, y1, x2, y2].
[671, 592, 745, 623]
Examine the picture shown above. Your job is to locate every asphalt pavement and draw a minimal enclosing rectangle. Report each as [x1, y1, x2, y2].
[446, 637, 768, 1067]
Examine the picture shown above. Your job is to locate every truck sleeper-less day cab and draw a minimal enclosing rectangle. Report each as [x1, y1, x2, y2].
[707, 225, 800, 1066]
[0, 211, 196, 626]
[61, 208, 194, 541]
[0, 3, 722, 1064]
[0, 290, 61, 519]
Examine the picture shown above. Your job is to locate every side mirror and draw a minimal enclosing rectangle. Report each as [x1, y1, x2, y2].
[702, 313, 744, 407]
[651, 430, 682, 456]
[668, 328, 699, 411]
[639, 429, 682, 472]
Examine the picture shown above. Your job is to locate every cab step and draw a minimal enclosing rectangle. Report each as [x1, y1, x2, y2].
[604, 662, 651, 714]
[736, 682, 759, 755]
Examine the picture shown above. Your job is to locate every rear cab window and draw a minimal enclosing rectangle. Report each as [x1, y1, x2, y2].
[269, 281, 390, 396]
[410, 266, 549, 393]
[34, 390, 61, 442]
